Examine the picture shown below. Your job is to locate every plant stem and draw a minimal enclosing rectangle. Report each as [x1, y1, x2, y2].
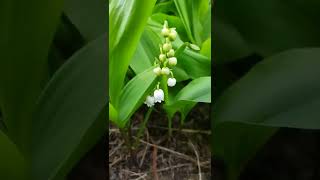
[136, 107, 153, 140]
[160, 76, 172, 136]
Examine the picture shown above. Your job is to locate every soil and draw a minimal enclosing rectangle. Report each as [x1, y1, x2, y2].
[109, 103, 211, 180]
[213, 128, 320, 180]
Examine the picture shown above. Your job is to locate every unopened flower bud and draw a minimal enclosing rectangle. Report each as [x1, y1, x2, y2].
[169, 29, 177, 40]
[167, 78, 176, 87]
[161, 28, 170, 37]
[161, 67, 170, 75]
[163, 43, 172, 52]
[159, 54, 166, 61]
[168, 57, 177, 66]
[153, 67, 161, 75]
[167, 49, 175, 57]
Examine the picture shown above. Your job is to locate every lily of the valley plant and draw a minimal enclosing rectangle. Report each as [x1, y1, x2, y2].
[145, 21, 178, 107]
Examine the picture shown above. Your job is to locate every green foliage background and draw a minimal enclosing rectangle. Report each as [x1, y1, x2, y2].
[213, 0, 320, 179]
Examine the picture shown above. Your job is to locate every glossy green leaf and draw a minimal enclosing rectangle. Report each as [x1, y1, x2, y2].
[64, 0, 107, 41]
[0, 0, 64, 151]
[0, 130, 26, 180]
[215, 0, 320, 56]
[130, 27, 161, 74]
[176, 77, 211, 103]
[116, 68, 158, 128]
[214, 48, 320, 128]
[153, 0, 177, 14]
[32, 35, 107, 180]
[173, 0, 210, 45]
[200, 38, 211, 58]
[109, 0, 156, 107]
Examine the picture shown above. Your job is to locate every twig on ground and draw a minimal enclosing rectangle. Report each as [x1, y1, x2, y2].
[110, 155, 123, 167]
[152, 145, 159, 180]
[109, 127, 211, 135]
[156, 163, 192, 173]
[136, 137, 199, 165]
[109, 140, 124, 157]
[189, 140, 202, 180]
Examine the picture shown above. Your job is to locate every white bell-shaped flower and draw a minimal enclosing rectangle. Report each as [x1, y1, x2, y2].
[168, 57, 177, 66]
[153, 67, 161, 75]
[167, 78, 176, 87]
[154, 89, 164, 103]
[161, 67, 170, 75]
[144, 95, 155, 107]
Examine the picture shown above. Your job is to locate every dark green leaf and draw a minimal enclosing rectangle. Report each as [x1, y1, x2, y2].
[0, 130, 26, 180]
[214, 48, 320, 129]
[215, 0, 320, 56]
[0, 0, 64, 151]
[64, 0, 107, 41]
[32, 35, 107, 180]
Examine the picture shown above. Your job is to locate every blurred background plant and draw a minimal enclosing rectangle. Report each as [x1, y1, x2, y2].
[213, 0, 320, 179]
[0, 0, 107, 179]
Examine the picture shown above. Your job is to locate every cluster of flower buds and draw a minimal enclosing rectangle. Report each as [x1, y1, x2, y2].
[144, 20, 178, 107]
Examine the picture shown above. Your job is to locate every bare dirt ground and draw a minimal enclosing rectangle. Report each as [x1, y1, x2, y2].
[109, 103, 211, 180]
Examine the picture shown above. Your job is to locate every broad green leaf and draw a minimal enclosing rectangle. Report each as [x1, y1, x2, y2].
[173, 0, 210, 45]
[0, 130, 26, 180]
[176, 77, 211, 103]
[0, 0, 64, 151]
[109, 0, 156, 107]
[130, 27, 161, 74]
[109, 103, 118, 122]
[212, 123, 277, 180]
[213, 48, 320, 179]
[153, 1, 177, 15]
[164, 77, 211, 124]
[64, 0, 107, 41]
[116, 68, 158, 128]
[215, 0, 320, 56]
[32, 35, 107, 180]
[213, 17, 252, 64]
[213, 48, 320, 129]
[200, 38, 211, 58]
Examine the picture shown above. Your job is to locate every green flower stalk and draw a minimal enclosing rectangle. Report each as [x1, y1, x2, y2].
[144, 20, 178, 107]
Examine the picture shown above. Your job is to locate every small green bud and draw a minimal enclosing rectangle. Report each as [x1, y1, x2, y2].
[169, 28, 177, 41]
[153, 67, 161, 75]
[167, 49, 175, 57]
[163, 43, 172, 52]
[161, 67, 170, 75]
[161, 28, 170, 37]
[168, 57, 177, 66]
[159, 54, 166, 61]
